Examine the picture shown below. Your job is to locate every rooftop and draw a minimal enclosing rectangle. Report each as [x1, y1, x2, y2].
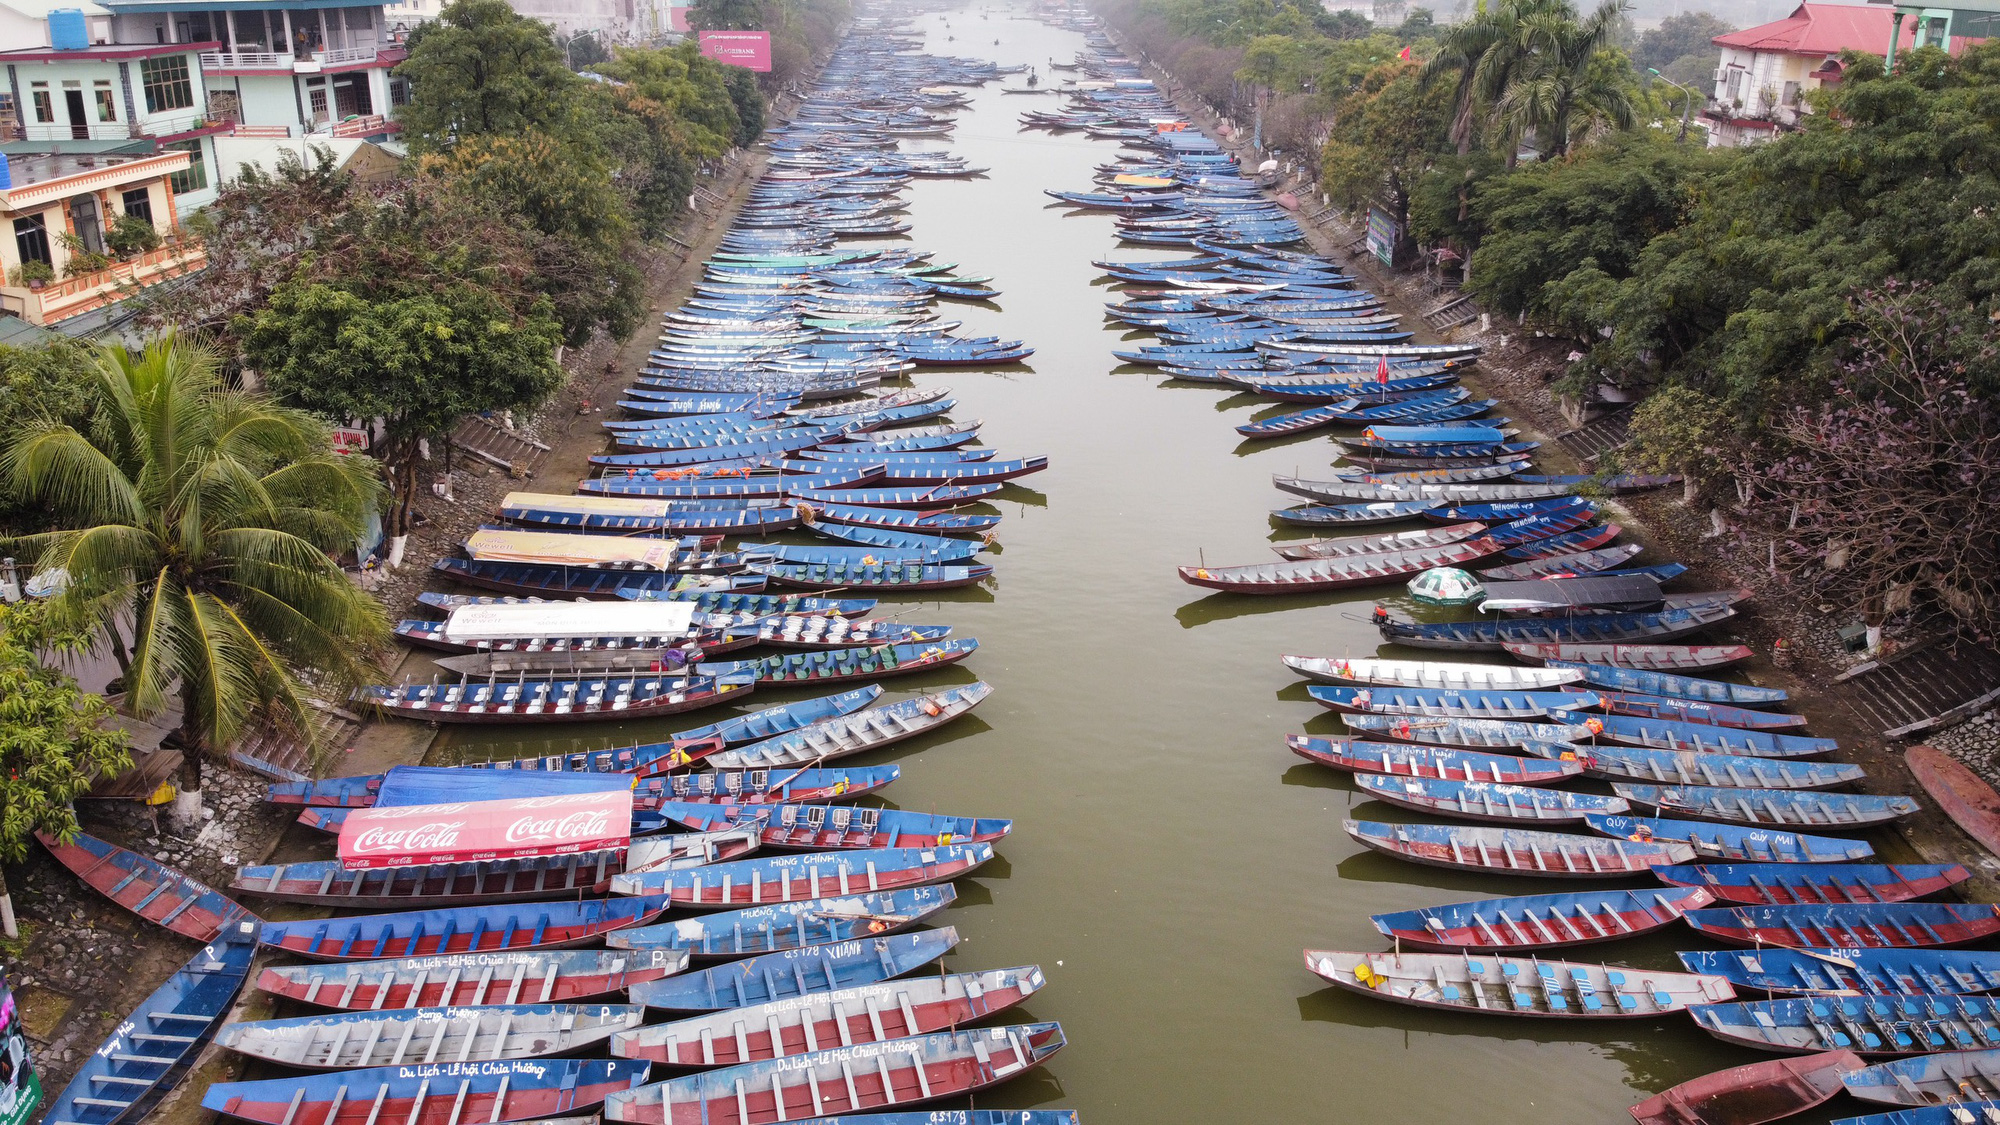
[0, 148, 185, 194]
[0, 39, 218, 61]
[0, 0, 109, 17]
[1712, 2, 1919, 55]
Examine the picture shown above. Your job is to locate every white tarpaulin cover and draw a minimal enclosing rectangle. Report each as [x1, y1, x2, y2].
[443, 600, 700, 642]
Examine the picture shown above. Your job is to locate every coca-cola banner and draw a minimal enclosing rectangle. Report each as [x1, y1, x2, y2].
[337, 790, 634, 870]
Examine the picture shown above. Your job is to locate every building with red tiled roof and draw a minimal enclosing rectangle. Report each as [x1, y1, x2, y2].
[1701, 2, 1965, 146]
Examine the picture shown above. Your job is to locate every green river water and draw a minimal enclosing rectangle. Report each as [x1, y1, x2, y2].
[432, 9, 1794, 1120]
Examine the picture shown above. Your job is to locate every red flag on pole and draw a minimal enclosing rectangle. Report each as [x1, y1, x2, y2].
[1376, 355, 1390, 385]
[1398, 46, 1413, 60]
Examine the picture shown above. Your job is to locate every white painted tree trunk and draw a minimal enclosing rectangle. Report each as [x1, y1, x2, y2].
[387, 535, 409, 568]
[168, 787, 204, 831]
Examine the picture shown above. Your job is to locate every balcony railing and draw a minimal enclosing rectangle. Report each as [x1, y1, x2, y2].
[199, 50, 289, 70]
[327, 113, 399, 138]
[315, 46, 379, 65]
[230, 124, 292, 138]
[1, 241, 207, 327]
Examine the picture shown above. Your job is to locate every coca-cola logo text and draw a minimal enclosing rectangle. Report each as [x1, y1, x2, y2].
[350, 820, 465, 853]
[505, 809, 614, 844]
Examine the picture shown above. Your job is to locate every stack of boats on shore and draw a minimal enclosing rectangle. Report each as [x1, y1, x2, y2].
[1038, 34, 2000, 1125]
[31, 16, 1077, 1125]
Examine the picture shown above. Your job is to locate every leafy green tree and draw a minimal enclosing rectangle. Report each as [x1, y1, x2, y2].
[1635, 10, 1731, 73]
[245, 281, 564, 536]
[725, 67, 766, 147]
[1319, 60, 1454, 241]
[690, 0, 765, 31]
[396, 0, 584, 150]
[1494, 14, 1637, 159]
[0, 601, 132, 861]
[2, 337, 386, 804]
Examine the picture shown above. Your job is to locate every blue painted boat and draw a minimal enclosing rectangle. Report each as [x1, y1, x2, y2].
[1844, 1050, 2000, 1105]
[1372, 886, 1714, 951]
[1655, 863, 1972, 905]
[607, 886, 956, 959]
[255, 948, 689, 1010]
[1692, 994, 2000, 1056]
[213, 1002, 648, 1068]
[1345, 818, 1695, 876]
[1290, 735, 1583, 785]
[732, 616, 952, 649]
[1685, 903, 2000, 949]
[203, 1059, 653, 1125]
[1270, 499, 1442, 527]
[701, 639, 978, 686]
[806, 501, 1001, 533]
[1340, 713, 1589, 749]
[1361, 423, 1510, 445]
[590, 430, 843, 468]
[1613, 784, 1920, 829]
[1309, 685, 1598, 719]
[1421, 497, 1597, 524]
[1548, 709, 1835, 759]
[432, 558, 765, 601]
[1585, 814, 1875, 863]
[873, 457, 1047, 485]
[603, 1023, 1066, 1122]
[742, 540, 981, 566]
[805, 522, 990, 558]
[1545, 660, 1788, 706]
[1376, 605, 1739, 652]
[651, 799, 1010, 851]
[707, 682, 993, 770]
[1525, 743, 1864, 790]
[1589, 690, 1805, 730]
[1354, 774, 1631, 823]
[633, 766, 900, 808]
[613, 392, 801, 417]
[578, 466, 879, 499]
[629, 927, 959, 1011]
[831, 428, 983, 455]
[751, 561, 994, 591]
[42, 927, 257, 1125]
[612, 843, 996, 906]
[260, 896, 670, 960]
[615, 589, 880, 616]
[38, 829, 259, 942]
[789, 484, 1005, 509]
[1679, 948, 2000, 996]
[688, 1112, 1075, 1125]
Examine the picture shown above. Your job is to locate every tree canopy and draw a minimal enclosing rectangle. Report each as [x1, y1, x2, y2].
[0, 602, 131, 862]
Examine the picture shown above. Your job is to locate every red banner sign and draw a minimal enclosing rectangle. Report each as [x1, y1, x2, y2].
[698, 30, 772, 72]
[337, 790, 633, 870]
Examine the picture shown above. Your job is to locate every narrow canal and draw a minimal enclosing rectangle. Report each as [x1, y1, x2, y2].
[438, 6, 1762, 1119]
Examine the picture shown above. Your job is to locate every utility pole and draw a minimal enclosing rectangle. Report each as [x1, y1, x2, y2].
[1648, 68, 1697, 144]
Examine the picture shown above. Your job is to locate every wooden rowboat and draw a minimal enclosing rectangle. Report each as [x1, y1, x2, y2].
[1591, 691, 1807, 730]
[1505, 642, 1755, 670]
[1308, 685, 1597, 720]
[1307, 949, 1735, 1019]
[1345, 819, 1695, 877]
[702, 639, 978, 686]
[631, 928, 959, 1013]
[1371, 886, 1714, 951]
[1178, 537, 1501, 594]
[1585, 814, 1875, 863]
[610, 844, 995, 906]
[257, 949, 689, 1010]
[37, 830, 259, 942]
[1683, 903, 2000, 949]
[603, 1024, 1065, 1124]
[1354, 774, 1631, 824]
[203, 1059, 653, 1125]
[1377, 605, 1737, 652]
[707, 683, 993, 770]
[259, 896, 670, 961]
[1629, 1051, 1860, 1125]
[1692, 995, 2000, 1056]
[214, 1003, 647, 1069]
[1547, 660, 1789, 707]
[1478, 544, 1646, 581]
[1281, 655, 1585, 691]
[40, 929, 257, 1125]
[1270, 521, 1489, 561]
[1654, 863, 1972, 905]
[649, 800, 1010, 851]
[1845, 1046, 2000, 1104]
[1679, 948, 2000, 996]
[358, 670, 757, 725]
[605, 886, 955, 959]
[610, 966, 1046, 1065]
[1540, 744, 1864, 791]
[1613, 785, 1920, 829]
[1341, 713, 1586, 750]
[1552, 709, 1838, 759]
[1288, 736, 1583, 786]
[1906, 745, 2000, 859]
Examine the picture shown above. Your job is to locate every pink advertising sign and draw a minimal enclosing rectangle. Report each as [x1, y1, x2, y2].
[698, 30, 772, 71]
[669, 5, 691, 32]
[337, 790, 633, 869]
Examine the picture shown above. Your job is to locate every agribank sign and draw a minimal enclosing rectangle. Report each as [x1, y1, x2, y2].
[698, 30, 772, 71]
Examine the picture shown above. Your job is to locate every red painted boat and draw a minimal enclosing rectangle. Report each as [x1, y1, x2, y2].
[1653, 862, 1974, 905]
[1907, 744, 2000, 858]
[257, 949, 689, 1010]
[613, 844, 997, 907]
[36, 830, 258, 942]
[259, 896, 669, 961]
[205, 1059, 650, 1125]
[1629, 1050, 1862, 1125]
[1504, 643, 1755, 670]
[1371, 886, 1715, 951]
[1683, 902, 2000, 948]
[1288, 735, 1583, 785]
[1179, 536, 1503, 594]
[1271, 522, 1488, 561]
[1592, 691, 1808, 730]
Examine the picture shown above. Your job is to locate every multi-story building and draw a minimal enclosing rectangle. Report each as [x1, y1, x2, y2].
[1701, 2, 1963, 147]
[386, 0, 679, 46]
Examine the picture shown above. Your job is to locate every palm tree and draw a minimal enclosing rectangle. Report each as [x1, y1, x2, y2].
[1419, 0, 1630, 160]
[3, 335, 388, 811]
[1493, 3, 1635, 159]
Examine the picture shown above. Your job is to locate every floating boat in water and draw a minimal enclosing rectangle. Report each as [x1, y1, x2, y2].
[1376, 605, 1737, 652]
[804, 501, 1002, 533]
[607, 886, 956, 959]
[1654, 863, 1971, 905]
[259, 896, 670, 961]
[1178, 538, 1501, 594]
[1306, 948, 1735, 1019]
[602, 1023, 1066, 1124]
[1539, 743, 1864, 790]
[708, 683, 992, 770]
[1281, 655, 1585, 691]
[1551, 709, 1838, 759]
[1692, 994, 2000, 1056]
[1371, 887, 1714, 951]
[1683, 903, 2000, 949]
[611, 967, 1047, 1066]
[704, 639, 977, 686]
[1613, 785, 1920, 829]
[750, 561, 994, 591]
[1308, 685, 1597, 720]
[1269, 500, 1443, 527]
[1678, 948, 2000, 996]
[37, 830, 258, 942]
[1544, 661, 1788, 707]
[1340, 713, 1587, 750]
[1506, 642, 1755, 670]
[1269, 522, 1489, 561]
[1354, 774, 1631, 823]
[1629, 1051, 1861, 1125]
[633, 767, 899, 808]
[360, 670, 757, 724]
[611, 844, 995, 906]
[649, 800, 1011, 851]
[1585, 691, 1806, 731]
[1288, 736, 1583, 786]
[631, 928, 959, 1013]
[214, 1002, 648, 1069]
[203, 1059, 654, 1125]
[1585, 814, 1874, 863]
[41, 927, 257, 1125]
[1345, 819, 1695, 877]
[1843, 1047, 2000, 1105]
[257, 949, 688, 1010]
[1478, 544, 1647, 581]
[734, 615, 953, 649]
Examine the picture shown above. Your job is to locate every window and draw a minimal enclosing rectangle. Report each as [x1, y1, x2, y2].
[389, 77, 409, 108]
[12, 215, 50, 267]
[121, 188, 153, 224]
[1781, 80, 1800, 106]
[307, 87, 328, 124]
[30, 85, 51, 124]
[165, 139, 207, 193]
[94, 82, 116, 121]
[138, 54, 194, 114]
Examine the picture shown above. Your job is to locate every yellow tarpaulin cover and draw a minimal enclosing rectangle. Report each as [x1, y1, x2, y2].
[501, 491, 729, 518]
[1111, 174, 1173, 187]
[464, 529, 680, 569]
